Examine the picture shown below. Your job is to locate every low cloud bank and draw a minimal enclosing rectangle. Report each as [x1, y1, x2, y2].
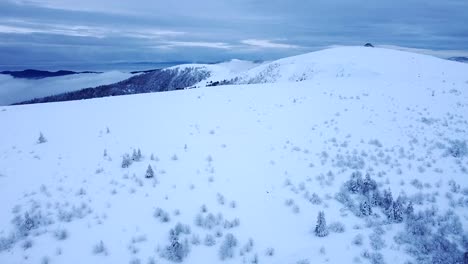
[0, 71, 133, 105]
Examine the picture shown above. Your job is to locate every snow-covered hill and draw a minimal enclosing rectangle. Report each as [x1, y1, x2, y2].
[14, 60, 258, 105]
[1, 47, 468, 264]
[225, 47, 468, 84]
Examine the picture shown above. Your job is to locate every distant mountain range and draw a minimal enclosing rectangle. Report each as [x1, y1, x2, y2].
[0, 69, 102, 79]
[448, 57, 468, 63]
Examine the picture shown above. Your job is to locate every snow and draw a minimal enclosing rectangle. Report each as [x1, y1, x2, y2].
[0, 46, 468, 264]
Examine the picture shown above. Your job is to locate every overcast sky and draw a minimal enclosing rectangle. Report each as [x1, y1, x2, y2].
[1, 0, 467, 68]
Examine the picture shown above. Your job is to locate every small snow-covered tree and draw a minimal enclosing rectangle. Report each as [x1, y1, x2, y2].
[145, 165, 154, 178]
[405, 201, 414, 218]
[391, 196, 404, 223]
[360, 200, 372, 216]
[371, 189, 382, 207]
[163, 237, 189, 263]
[37, 132, 47, 144]
[382, 189, 393, 212]
[122, 154, 132, 168]
[362, 174, 377, 194]
[132, 149, 142, 161]
[219, 233, 238, 260]
[314, 211, 329, 237]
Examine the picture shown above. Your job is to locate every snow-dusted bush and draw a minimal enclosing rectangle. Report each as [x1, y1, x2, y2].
[53, 229, 68, 240]
[265, 247, 275, 256]
[132, 149, 142, 161]
[92, 240, 107, 255]
[37, 132, 47, 144]
[329, 222, 345, 233]
[394, 207, 465, 264]
[445, 139, 467, 158]
[195, 213, 222, 229]
[305, 192, 322, 205]
[292, 205, 300, 214]
[204, 234, 216, 246]
[217, 193, 225, 205]
[13, 210, 52, 237]
[154, 208, 171, 223]
[223, 218, 240, 229]
[22, 239, 33, 250]
[145, 165, 154, 178]
[369, 233, 386, 250]
[57, 203, 92, 222]
[240, 238, 254, 255]
[171, 223, 191, 238]
[162, 237, 190, 262]
[352, 234, 364, 246]
[359, 201, 372, 216]
[219, 233, 238, 260]
[314, 211, 328, 237]
[0, 235, 15, 252]
[190, 234, 200, 245]
[122, 154, 132, 168]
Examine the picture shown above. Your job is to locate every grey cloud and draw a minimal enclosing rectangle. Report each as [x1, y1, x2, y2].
[0, 0, 467, 68]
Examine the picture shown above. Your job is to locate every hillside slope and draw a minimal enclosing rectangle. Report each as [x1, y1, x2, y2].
[15, 60, 258, 105]
[1, 48, 468, 264]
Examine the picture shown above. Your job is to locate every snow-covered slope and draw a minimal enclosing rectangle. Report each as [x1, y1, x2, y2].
[14, 60, 258, 105]
[226, 47, 468, 84]
[1, 47, 468, 264]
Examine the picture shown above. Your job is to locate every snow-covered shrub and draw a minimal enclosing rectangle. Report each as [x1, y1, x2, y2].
[241, 238, 254, 255]
[411, 179, 424, 190]
[145, 165, 154, 178]
[219, 233, 238, 260]
[22, 239, 33, 250]
[57, 203, 92, 222]
[53, 229, 68, 240]
[448, 180, 461, 193]
[129, 258, 141, 264]
[37, 132, 47, 144]
[190, 234, 200, 245]
[122, 154, 132, 168]
[171, 223, 191, 238]
[204, 234, 216, 246]
[292, 205, 300, 214]
[445, 139, 467, 158]
[265, 247, 274, 256]
[223, 218, 240, 229]
[329, 222, 345, 233]
[0, 235, 15, 252]
[217, 193, 225, 205]
[13, 210, 52, 237]
[132, 149, 142, 161]
[306, 192, 323, 205]
[215, 229, 223, 238]
[195, 213, 222, 229]
[162, 237, 190, 262]
[285, 199, 294, 206]
[314, 211, 328, 237]
[369, 233, 386, 250]
[92, 241, 107, 255]
[154, 208, 170, 223]
[359, 201, 372, 216]
[333, 154, 365, 170]
[229, 201, 237, 208]
[353, 234, 364, 246]
[368, 139, 383, 148]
